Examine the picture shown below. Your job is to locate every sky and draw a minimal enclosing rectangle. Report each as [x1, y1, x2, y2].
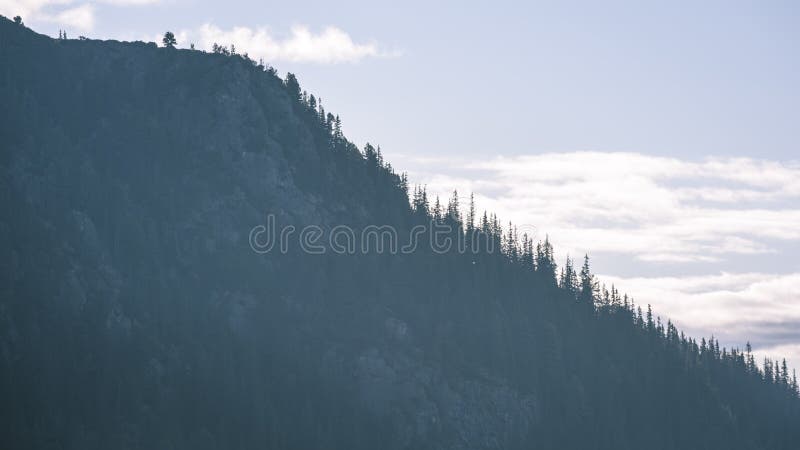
[3, 1, 799, 368]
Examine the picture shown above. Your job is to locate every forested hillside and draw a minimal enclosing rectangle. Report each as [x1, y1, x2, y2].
[1, 16, 798, 450]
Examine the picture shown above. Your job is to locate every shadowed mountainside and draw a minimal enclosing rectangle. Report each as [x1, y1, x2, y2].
[1, 17, 799, 450]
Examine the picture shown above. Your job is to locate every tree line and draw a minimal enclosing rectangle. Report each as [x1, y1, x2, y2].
[277, 62, 800, 403]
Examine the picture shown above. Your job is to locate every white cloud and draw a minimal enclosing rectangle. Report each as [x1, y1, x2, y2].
[180, 23, 397, 64]
[0, 0, 157, 32]
[397, 152, 800, 263]
[98, 0, 158, 4]
[46, 3, 93, 31]
[0, 0, 72, 20]
[2, 6, 388, 61]
[1, 0, 93, 31]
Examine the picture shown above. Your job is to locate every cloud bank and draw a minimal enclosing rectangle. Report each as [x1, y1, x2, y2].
[178, 23, 397, 64]
[398, 151, 800, 369]
[398, 152, 800, 263]
[602, 272, 800, 373]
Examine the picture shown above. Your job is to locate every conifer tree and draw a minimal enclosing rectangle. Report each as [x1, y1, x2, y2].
[535, 236, 557, 283]
[480, 211, 491, 253]
[764, 358, 774, 383]
[446, 190, 461, 226]
[284, 73, 302, 102]
[781, 359, 789, 387]
[326, 112, 335, 133]
[503, 222, 518, 261]
[745, 342, 757, 373]
[412, 185, 430, 218]
[317, 98, 325, 123]
[579, 254, 596, 305]
[433, 197, 443, 223]
[521, 234, 534, 269]
[376, 146, 384, 167]
[600, 284, 610, 308]
[466, 193, 476, 234]
[561, 256, 577, 295]
[399, 173, 409, 195]
[333, 115, 343, 141]
[490, 214, 501, 250]
[162, 31, 177, 48]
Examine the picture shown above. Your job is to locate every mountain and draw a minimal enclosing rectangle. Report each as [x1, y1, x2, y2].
[1, 16, 798, 450]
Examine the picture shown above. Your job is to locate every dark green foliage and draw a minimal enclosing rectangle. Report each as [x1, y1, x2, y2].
[162, 31, 177, 48]
[0, 16, 798, 450]
[578, 254, 596, 305]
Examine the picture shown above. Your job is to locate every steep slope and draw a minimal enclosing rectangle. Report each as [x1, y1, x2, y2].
[1, 17, 799, 450]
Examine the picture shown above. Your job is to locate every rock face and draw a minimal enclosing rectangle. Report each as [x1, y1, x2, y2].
[1, 16, 799, 450]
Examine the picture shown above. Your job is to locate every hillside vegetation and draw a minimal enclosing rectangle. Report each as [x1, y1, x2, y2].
[1, 17, 798, 450]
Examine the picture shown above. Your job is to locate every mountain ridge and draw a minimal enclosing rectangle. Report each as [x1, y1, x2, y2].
[1, 16, 799, 450]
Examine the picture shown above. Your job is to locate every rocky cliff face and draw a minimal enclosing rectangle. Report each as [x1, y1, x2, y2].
[2, 16, 799, 450]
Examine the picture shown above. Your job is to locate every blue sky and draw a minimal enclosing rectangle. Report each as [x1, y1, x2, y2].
[7, 1, 799, 160]
[4, 0, 800, 367]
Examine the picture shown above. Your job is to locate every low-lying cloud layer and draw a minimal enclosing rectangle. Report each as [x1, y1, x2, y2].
[398, 151, 800, 369]
[399, 152, 800, 263]
[603, 272, 800, 368]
